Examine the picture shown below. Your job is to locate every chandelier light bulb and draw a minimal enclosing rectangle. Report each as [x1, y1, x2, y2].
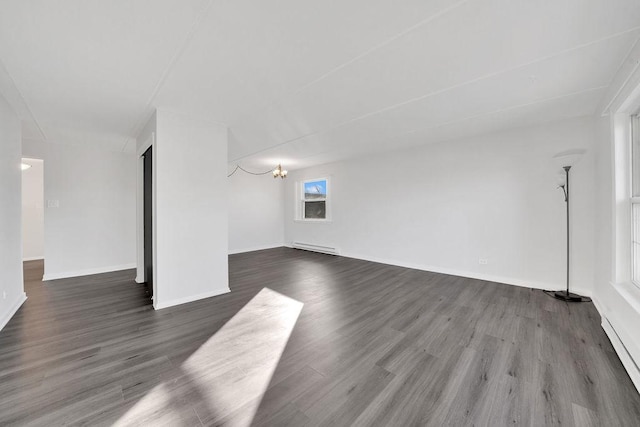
[272, 164, 287, 179]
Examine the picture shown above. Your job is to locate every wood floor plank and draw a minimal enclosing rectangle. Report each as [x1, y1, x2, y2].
[0, 248, 639, 426]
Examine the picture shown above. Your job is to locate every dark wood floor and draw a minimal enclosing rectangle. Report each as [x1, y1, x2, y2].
[1, 248, 639, 426]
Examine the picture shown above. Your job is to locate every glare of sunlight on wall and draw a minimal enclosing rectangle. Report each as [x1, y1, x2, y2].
[114, 288, 304, 426]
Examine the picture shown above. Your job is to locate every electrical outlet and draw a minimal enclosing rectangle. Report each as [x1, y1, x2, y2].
[479, 258, 488, 265]
[2, 291, 6, 300]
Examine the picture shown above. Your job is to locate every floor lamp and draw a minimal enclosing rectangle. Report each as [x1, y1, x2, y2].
[544, 149, 591, 303]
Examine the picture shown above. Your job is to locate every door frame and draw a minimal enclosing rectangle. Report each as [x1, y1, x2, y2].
[136, 133, 157, 305]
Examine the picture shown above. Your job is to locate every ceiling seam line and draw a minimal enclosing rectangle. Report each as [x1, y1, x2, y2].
[230, 85, 607, 163]
[600, 35, 640, 115]
[122, 0, 218, 152]
[340, 27, 640, 125]
[229, 27, 640, 159]
[404, 86, 608, 134]
[609, 33, 640, 86]
[230, 24, 640, 131]
[0, 58, 47, 140]
[292, 0, 470, 94]
[330, 113, 598, 163]
[231, 23, 638, 159]
[227, 0, 470, 126]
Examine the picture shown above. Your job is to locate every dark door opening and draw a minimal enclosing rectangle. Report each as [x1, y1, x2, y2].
[143, 146, 153, 299]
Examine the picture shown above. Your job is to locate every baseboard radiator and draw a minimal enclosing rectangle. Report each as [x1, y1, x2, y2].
[602, 316, 640, 393]
[291, 242, 340, 256]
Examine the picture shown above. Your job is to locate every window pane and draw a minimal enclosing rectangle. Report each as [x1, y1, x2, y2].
[304, 201, 326, 219]
[634, 203, 640, 285]
[304, 180, 327, 199]
[632, 115, 640, 197]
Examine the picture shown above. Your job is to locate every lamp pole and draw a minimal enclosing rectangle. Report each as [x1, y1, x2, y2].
[546, 164, 588, 302]
[545, 148, 589, 302]
[564, 165, 570, 296]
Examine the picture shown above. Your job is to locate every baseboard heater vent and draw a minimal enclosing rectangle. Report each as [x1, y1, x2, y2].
[292, 242, 340, 256]
[602, 315, 640, 393]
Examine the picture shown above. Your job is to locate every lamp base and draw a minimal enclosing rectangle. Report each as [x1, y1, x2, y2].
[543, 289, 591, 302]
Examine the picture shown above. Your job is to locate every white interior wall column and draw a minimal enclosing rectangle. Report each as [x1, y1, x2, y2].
[0, 92, 26, 331]
[151, 109, 229, 309]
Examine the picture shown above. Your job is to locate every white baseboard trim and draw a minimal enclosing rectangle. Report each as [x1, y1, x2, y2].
[601, 315, 640, 393]
[0, 292, 27, 331]
[229, 244, 284, 255]
[338, 251, 592, 296]
[22, 256, 44, 262]
[43, 263, 136, 281]
[591, 294, 605, 317]
[154, 287, 231, 310]
[291, 242, 340, 256]
[591, 288, 640, 395]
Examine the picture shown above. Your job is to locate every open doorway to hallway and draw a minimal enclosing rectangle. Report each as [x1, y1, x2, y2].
[21, 158, 44, 279]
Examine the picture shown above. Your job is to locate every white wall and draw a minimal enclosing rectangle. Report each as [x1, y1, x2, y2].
[285, 117, 596, 295]
[22, 140, 137, 280]
[594, 115, 613, 295]
[21, 158, 44, 261]
[153, 110, 229, 309]
[0, 93, 26, 330]
[228, 169, 285, 254]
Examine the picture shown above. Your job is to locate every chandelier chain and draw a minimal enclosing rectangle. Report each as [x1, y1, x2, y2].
[227, 164, 275, 178]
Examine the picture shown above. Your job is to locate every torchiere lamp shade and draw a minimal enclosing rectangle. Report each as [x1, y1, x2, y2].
[552, 148, 586, 170]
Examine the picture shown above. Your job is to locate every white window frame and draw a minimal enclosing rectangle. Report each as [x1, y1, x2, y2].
[298, 177, 330, 222]
[613, 111, 635, 287]
[612, 96, 640, 292]
[631, 114, 640, 290]
[607, 66, 640, 393]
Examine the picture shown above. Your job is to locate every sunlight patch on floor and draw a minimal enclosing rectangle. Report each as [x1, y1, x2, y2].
[114, 288, 304, 426]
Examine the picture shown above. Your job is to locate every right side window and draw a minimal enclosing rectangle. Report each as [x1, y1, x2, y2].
[631, 114, 640, 287]
[302, 179, 328, 220]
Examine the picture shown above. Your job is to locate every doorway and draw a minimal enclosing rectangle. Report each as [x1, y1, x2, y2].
[143, 146, 153, 299]
[21, 158, 44, 281]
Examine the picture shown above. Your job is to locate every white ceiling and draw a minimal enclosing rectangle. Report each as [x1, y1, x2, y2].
[0, 0, 639, 170]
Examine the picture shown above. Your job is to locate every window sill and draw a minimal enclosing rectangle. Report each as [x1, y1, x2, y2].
[612, 281, 640, 314]
[294, 219, 332, 223]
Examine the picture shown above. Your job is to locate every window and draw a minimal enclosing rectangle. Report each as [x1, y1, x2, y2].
[632, 114, 640, 287]
[613, 105, 640, 289]
[301, 178, 329, 220]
